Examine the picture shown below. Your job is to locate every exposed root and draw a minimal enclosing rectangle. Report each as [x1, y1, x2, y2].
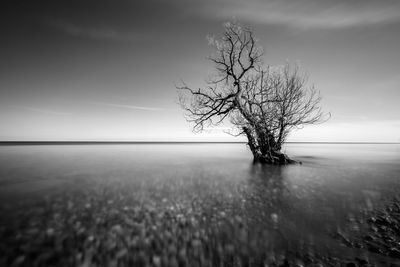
[253, 151, 301, 165]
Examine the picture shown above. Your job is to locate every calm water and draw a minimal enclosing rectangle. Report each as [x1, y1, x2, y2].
[1, 143, 400, 203]
[1, 143, 400, 261]
[1, 143, 400, 216]
[1, 143, 399, 197]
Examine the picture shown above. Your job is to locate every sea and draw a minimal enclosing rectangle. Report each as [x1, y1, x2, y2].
[0, 143, 399, 199]
[0, 142, 400, 256]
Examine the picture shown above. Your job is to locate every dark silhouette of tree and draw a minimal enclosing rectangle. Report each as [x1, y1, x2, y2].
[178, 22, 329, 164]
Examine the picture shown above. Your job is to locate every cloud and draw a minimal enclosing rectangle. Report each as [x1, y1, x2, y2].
[203, 126, 232, 131]
[92, 102, 164, 111]
[15, 106, 72, 116]
[49, 20, 143, 41]
[290, 119, 400, 142]
[202, 0, 400, 29]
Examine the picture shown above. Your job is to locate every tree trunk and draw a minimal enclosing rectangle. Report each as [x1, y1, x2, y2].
[243, 127, 299, 165]
[243, 127, 262, 159]
[255, 149, 298, 165]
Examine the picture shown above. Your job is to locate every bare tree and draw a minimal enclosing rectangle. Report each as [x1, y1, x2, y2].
[178, 22, 329, 164]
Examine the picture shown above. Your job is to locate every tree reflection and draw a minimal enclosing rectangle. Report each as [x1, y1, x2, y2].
[245, 163, 292, 216]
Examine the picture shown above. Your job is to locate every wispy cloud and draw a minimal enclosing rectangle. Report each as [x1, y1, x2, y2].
[203, 0, 400, 29]
[48, 20, 143, 41]
[14, 106, 72, 116]
[92, 102, 164, 111]
[333, 115, 369, 121]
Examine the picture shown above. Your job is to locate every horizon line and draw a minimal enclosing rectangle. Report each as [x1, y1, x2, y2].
[0, 141, 399, 145]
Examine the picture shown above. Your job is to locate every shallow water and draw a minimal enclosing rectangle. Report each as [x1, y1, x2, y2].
[1, 143, 400, 261]
[1, 143, 399, 198]
[1, 143, 399, 222]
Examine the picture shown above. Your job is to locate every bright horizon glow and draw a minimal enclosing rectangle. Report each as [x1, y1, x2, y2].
[1, 120, 399, 143]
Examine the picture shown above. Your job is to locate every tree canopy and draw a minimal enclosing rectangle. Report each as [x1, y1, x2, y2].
[178, 22, 329, 164]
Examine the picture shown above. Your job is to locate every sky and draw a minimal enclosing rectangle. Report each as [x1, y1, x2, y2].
[1, 0, 400, 142]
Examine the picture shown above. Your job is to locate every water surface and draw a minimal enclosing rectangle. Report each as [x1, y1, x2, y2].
[1, 143, 399, 200]
[0, 143, 399, 259]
